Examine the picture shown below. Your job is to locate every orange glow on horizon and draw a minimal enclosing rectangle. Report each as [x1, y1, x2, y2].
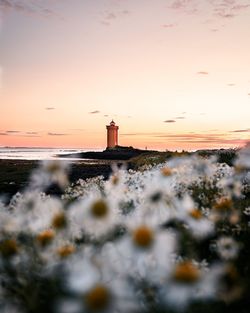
[0, 1, 250, 150]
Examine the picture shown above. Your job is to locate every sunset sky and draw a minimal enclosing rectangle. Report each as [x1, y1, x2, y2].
[0, 0, 250, 151]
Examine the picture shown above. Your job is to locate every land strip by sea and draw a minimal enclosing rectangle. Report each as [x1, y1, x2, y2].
[0, 159, 116, 200]
[0, 147, 237, 200]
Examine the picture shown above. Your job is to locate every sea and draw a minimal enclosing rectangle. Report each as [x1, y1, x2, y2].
[0, 147, 102, 161]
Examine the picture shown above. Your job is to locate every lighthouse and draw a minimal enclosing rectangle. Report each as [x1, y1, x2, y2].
[106, 120, 119, 149]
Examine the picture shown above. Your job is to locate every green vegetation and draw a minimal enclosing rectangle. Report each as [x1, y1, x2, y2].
[129, 149, 238, 170]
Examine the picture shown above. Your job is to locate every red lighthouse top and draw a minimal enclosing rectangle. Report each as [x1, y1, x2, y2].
[106, 120, 118, 128]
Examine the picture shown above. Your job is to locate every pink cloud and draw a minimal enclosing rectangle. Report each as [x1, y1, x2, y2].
[231, 4, 250, 11]
[89, 110, 100, 114]
[162, 23, 176, 28]
[0, 0, 61, 19]
[164, 120, 176, 123]
[120, 131, 247, 146]
[197, 71, 209, 75]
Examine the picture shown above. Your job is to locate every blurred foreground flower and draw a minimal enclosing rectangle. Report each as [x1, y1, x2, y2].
[0, 153, 249, 313]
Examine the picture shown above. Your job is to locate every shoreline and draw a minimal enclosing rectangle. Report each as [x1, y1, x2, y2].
[0, 159, 119, 199]
[0, 148, 238, 199]
[58, 146, 158, 161]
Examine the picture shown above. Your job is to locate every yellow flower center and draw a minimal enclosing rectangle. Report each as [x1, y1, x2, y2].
[0, 239, 18, 257]
[189, 209, 202, 219]
[111, 175, 119, 185]
[91, 200, 109, 218]
[85, 284, 111, 311]
[57, 245, 75, 258]
[133, 226, 154, 249]
[161, 167, 172, 177]
[52, 212, 67, 229]
[36, 229, 55, 247]
[214, 197, 232, 211]
[173, 261, 200, 283]
[225, 264, 238, 280]
[235, 164, 245, 173]
[46, 161, 61, 173]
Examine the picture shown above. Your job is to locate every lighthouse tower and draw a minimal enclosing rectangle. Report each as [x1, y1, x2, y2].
[106, 120, 119, 149]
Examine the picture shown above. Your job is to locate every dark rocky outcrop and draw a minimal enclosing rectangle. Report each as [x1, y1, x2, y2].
[59, 146, 157, 161]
